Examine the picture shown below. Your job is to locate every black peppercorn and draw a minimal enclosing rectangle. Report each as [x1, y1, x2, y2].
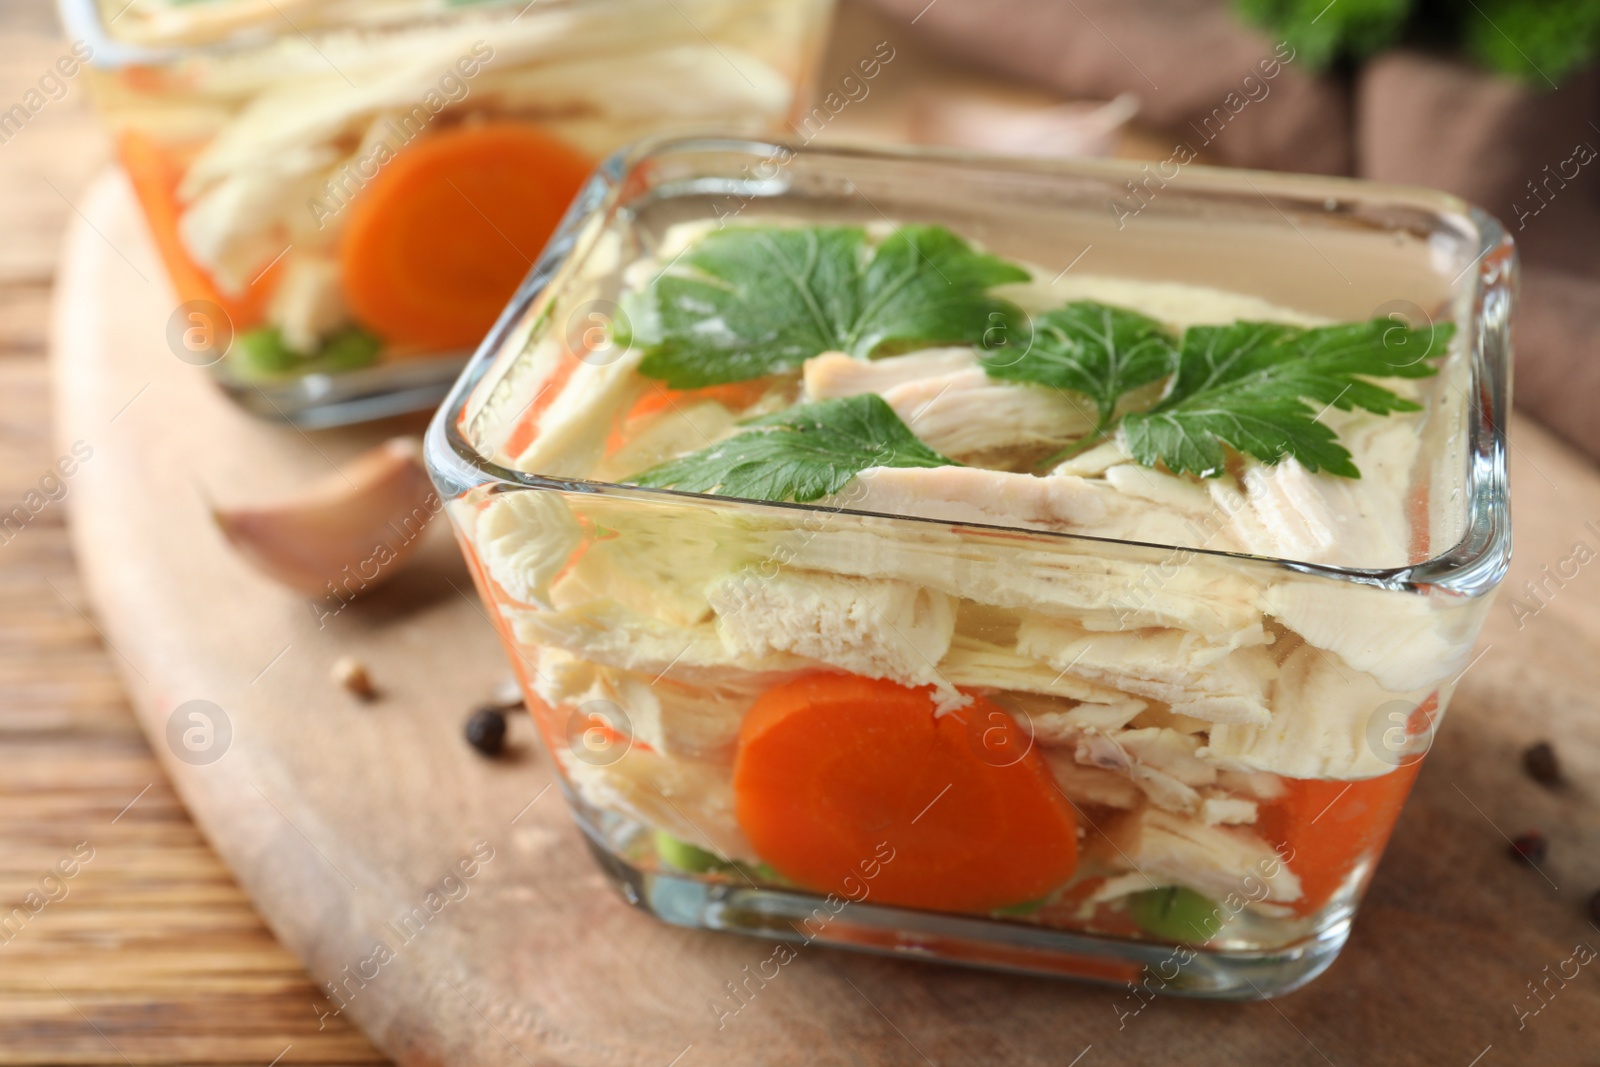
[1509, 831, 1548, 866]
[1522, 741, 1562, 788]
[465, 706, 508, 756]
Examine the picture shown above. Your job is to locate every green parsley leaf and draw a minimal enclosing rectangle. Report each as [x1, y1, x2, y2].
[1121, 318, 1455, 478]
[629, 394, 953, 503]
[981, 301, 1179, 424]
[636, 224, 1030, 389]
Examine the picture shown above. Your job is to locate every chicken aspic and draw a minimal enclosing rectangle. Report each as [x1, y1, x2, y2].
[447, 217, 1486, 951]
[89, 0, 832, 385]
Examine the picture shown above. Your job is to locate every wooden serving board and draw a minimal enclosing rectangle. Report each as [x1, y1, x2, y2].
[52, 170, 1600, 1067]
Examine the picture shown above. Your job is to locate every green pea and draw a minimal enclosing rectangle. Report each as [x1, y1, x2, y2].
[992, 896, 1049, 917]
[732, 861, 785, 884]
[1126, 886, 1223, 943]
[653, 830, 725, 873]
[308, 326, 382, 373]
[230, 327, 300, 379]
[227, 325, 384, 381]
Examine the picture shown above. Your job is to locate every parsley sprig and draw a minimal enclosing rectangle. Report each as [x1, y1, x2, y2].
[635, 224, 1029, 389]
[982, 302, 1179, 443]
[991, 305, 1454, 477]
[630, 394, 953, 503]
[619, 224, 1455, 497]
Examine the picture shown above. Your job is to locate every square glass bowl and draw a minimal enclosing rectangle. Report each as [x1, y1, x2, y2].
[423, 137, 1513, 998]
[62, 0, 834, 426]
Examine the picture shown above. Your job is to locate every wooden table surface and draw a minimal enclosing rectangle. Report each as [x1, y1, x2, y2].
[0, 3, 390, 1064]
[6, 1, 1600, 1064]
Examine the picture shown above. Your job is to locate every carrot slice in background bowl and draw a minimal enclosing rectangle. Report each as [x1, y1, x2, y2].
[117, 130, 279, 328]
[340, 121, 592, 352]
[732, 675, 1079, 915]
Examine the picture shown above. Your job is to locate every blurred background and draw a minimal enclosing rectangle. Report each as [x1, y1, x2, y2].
[2, 0, 1597, 1061]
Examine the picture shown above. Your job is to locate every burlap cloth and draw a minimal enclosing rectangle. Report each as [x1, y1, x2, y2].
[866, 0, 1600, 464]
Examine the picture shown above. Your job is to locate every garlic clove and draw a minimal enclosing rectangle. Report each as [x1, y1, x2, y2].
[211, 436, 439, 597]
[908, 91, 1139, 160]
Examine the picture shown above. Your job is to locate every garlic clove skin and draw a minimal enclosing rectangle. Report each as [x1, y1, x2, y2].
[908, 91, 1138, 160]
[211, 436, 438, 597]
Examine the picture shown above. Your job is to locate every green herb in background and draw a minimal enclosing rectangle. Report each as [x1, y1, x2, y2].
[1236, 0, 1600, 84]
[1236, 0, 1411, 69]
[1458, 0, 1600, 85]
[636, 224, 1029, 389]
[630, 394, 953, 503]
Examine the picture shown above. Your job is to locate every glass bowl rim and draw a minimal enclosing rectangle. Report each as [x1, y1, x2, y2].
[58, 0, 692, 69]
[424, 134, 1515, 600]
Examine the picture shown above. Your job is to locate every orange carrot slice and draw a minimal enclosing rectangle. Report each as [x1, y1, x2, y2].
[622, 380, 776, 425]
[1407, 479, 1431, 563]
[603, 379, 777, 454]
[1258, 759, 1424, 917]
[500, 355, 580, 458]
[117, 130, 278, 328]
[339, 122, 592, 351]
[732, 675, 1079, 914]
